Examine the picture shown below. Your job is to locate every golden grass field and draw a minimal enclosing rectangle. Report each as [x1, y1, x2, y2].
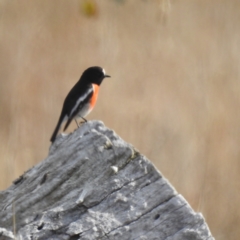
[0, 0, 239, 239]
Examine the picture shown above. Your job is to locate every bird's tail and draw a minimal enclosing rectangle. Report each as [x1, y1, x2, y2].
[50, 115, 65, 143]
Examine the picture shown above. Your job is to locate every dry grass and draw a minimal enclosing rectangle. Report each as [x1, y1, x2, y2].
[0, 0, 239, 239]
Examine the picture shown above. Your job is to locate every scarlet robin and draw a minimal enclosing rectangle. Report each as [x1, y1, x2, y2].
[50, 66, 110, 142]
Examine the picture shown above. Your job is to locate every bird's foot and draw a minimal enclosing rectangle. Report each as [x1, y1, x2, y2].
[75, 118, 87, 127]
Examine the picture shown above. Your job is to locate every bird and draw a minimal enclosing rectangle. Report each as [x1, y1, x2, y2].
[50, 66, 110, 143]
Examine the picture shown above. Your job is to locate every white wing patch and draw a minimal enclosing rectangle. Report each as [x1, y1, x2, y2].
[62, 115, 68, 123]
[69, 87, 93, 118]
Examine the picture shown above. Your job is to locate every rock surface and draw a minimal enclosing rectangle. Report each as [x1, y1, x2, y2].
[0, 121, 214, 240]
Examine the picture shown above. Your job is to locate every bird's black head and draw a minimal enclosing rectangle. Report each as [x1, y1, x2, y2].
[81, 66, 110, 85]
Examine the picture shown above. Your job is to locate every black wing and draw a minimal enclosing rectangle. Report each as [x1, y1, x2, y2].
[63, 85, 93, 131]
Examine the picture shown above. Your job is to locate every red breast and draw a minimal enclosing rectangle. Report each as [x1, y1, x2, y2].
[90, 83, 99, 109]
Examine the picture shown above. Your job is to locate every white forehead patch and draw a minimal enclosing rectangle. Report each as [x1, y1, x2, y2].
[102, 68, 106, 75]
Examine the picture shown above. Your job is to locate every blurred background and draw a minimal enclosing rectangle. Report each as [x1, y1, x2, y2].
[0, 0, 239, 239]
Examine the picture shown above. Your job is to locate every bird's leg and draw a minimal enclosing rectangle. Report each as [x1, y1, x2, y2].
[81, 117, 87, 123]
[75, 117, 87, 127]
[75, 119, 80, 128]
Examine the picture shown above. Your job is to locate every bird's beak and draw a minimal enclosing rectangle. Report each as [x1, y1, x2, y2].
[104, 75, 111, 78]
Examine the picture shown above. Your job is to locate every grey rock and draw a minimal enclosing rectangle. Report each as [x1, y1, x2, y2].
[0, 121, 214, 240]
